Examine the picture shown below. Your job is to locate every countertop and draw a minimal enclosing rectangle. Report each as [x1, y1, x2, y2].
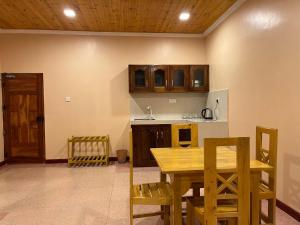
[130, 118, 228, 125]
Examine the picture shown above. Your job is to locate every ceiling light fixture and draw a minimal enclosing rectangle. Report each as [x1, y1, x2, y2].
[179, 12, 190, 21]
[64, 8, 76, 18]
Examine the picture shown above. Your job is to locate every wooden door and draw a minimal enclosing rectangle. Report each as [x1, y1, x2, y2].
[2, 73, 45, 163]
[169, 65, 189, 92]
[189, 65, 209, 92]
[151, 65, 169, 93]
[129, 65, 151, 93]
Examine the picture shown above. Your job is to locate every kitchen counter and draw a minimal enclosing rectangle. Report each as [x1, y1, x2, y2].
[130, 118, 227, 125]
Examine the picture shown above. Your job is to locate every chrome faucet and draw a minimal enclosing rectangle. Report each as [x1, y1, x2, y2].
[146, 105, 154, 119]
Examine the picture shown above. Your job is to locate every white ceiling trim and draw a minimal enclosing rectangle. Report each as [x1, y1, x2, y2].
[203, 0, 247, 37]
[0, 29, 204, 38]
[0, 0, 245, 38]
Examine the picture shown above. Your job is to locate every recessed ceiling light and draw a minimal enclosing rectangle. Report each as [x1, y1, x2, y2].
[179, 12, 190, 21]
[64, 8, 76, 18]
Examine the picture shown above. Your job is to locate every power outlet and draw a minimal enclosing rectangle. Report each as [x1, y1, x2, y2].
[169, 99, 177, 104]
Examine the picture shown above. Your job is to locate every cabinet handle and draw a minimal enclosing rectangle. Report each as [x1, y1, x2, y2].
[161, 131, 164, 139]
[165, 80, 168, 88]
[191, 79, 194, 87]
[172, 80, 174, 87]
[146, 79, 148, 87]
[156, 131, 159, 141]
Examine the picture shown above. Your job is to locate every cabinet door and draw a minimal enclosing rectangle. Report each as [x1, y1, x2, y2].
[151, 65, 169, 92]
[158, 125, 171, 147]
[169, 65, 189, 92]
[129, 65, 151, 92]
[132, 125, 158, 167]
[132, 125, 171, 167]
[189, 65, 209, 92]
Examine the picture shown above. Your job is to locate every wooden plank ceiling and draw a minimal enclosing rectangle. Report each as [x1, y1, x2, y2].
[0, 0, 237, 34]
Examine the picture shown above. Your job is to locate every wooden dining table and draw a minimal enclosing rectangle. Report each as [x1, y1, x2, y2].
[151, 147, 274, 225]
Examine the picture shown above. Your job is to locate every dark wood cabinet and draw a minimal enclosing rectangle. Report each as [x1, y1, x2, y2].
[129, 64, 209, 93]
[189, 65, 209, 92]
[151, 65, 169, 92]
[129, 65, 151, 92]
[131, 124, 171, 167]
[169, 65, 189, 92]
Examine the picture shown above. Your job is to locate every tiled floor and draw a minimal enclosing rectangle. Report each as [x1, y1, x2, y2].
[0, 163, 298, 225]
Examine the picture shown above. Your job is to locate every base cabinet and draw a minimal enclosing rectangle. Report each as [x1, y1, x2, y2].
[131, 125, 171, 167]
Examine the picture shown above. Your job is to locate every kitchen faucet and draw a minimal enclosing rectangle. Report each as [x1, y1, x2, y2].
[146, 105, 154, 119]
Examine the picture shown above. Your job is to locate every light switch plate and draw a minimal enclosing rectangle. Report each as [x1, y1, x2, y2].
[169, 99, 177, 104]
[65, 96, 71, 102]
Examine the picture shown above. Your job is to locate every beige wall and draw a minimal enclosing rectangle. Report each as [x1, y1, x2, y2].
[205, 0, 300, 211]
[0, 34, 205, 159]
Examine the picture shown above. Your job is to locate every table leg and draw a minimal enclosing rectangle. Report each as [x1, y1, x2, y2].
[171, 175, 182, 225]
[161, 172, 167, 219]
[251, 172, 260, 225]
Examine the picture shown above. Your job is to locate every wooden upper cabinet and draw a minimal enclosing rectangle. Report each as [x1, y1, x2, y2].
[151, 65, 169, 92]
[129, 65, 151, 92]
[169, 65, 189, 92]
[189, 65, 209, 92]
[129, 64, 209, 93]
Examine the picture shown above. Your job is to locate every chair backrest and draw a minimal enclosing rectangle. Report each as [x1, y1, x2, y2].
[204, 137, 250, 225]
[256, 126, 278, 167]
[171, 123, 198, 148]
[256, 126, 278, 191]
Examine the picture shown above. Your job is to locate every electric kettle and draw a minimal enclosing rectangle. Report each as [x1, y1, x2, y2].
[201, 108, 213, 120]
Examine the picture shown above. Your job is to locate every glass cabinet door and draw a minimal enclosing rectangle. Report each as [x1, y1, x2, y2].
[190, 65, 209, 92]
[151, 65, 169, 92]
[169, 65, 189, 92]
[129, 65, 151, 92]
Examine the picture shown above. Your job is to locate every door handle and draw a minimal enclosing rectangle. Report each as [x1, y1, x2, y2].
[36, 116, 44, 124]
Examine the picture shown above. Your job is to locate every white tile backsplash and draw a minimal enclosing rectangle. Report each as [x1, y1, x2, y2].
[130, 89, 228, 121]
[130, 93, 207, 117]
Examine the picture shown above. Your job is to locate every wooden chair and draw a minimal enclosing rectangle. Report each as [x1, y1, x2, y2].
[171, 123, 198, 148]
[129, 131, 172, 225]
[186, 137, 250, 225]
[171, 123, 202, 197]
[256, 126, 278, 225]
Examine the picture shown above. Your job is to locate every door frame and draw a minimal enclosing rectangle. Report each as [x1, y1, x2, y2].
[1, 73, 46, 163]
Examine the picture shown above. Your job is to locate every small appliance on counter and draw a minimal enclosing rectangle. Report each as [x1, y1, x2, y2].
[201, 108, 213, 120]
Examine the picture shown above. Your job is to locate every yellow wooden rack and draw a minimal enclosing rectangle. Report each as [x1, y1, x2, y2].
[68, 135, 110, 167]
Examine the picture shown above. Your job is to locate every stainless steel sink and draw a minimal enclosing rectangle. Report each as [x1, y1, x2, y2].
[134, 118, 156, 121]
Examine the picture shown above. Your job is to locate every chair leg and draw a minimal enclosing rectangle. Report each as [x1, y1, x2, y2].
[192, 186, 200, 197]
[268, 199, 276, 225]
[161, 205, 165, 220]
[186, 200, 195, 225]
[164, 205, 170, 225]
[130, 200, 133, 225]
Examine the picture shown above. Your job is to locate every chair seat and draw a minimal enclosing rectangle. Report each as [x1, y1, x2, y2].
[132, 182, 172, 205]
[188, 198, 238, 219]
[259, 183, 275, 199]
